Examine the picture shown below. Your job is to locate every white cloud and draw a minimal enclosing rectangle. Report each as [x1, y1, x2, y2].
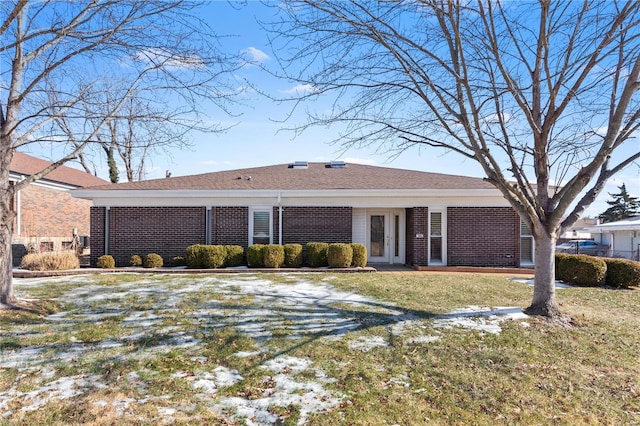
[241, 47, 270, 64]
[281, 84, 319, 95]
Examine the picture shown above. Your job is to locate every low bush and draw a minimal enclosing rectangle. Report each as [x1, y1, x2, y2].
[555, 253, 606, 287]
[247, 244, 265, 267]
[186, 244, 206, 268]
[144, 253, 164, 268]
[96, 255, 115, 269]
[172, 256, 186, 267]
[201, 245, 226, 269]
[224, 245, 245, 267]
[328, 243, 353, 268]
[263, 244, 285, 268]
[19, 251, 80, 271]
[306, 242, 329, 267]
[284, 244, 303, 267]
[603, 257, 640, 288]
[130, 254, 143, 267]
[351, 243, 367, 267]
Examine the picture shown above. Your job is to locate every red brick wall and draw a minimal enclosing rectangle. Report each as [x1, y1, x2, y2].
[90, 207, 105, 265]
[17, 185, 91, 238]
[406, 207, 428, 266]
[447, 207, 519, 267]
[97, 207, 206, 266]
[281, 207, 352, 244]
[212, 206, 248, 247]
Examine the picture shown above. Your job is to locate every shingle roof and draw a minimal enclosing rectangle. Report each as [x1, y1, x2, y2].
[84, 162, 493, 191]
[10, 152, 109, 188]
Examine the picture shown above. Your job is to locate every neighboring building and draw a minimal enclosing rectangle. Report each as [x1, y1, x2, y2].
[585, 216, 640, 261]
[10, 152, 109, 265]
[558, 217, 598, 242]
[72, 161, 534, 268]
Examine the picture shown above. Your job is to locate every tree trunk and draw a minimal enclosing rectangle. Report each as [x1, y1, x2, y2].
[524, 230, 563, 318]
[0, 183, 16, 307]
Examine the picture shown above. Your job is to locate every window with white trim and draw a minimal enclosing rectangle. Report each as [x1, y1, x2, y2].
[429, 211, 443, 263]
[250, 209, 272, 245]
[520, 218, 534, 265]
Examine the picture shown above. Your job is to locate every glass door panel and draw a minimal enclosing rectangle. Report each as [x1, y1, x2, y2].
[370, 215, 385, 257]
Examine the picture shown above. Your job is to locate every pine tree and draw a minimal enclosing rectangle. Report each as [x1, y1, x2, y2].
[598, 184, 640, 223]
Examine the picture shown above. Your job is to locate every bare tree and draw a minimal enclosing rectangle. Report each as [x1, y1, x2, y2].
[63, 80, 209, 182]
[0, 1, 240, 306]
[271, 0, 640, 320]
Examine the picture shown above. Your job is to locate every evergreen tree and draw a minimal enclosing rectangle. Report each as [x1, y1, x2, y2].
[598, 184, 640, 223]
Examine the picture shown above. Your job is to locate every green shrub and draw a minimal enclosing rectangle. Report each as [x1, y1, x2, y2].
[284, 244, 303, 267]
[96, 255, 115, 269]
[555, 253, 606, 287]
[328, 243, 353, 268]
[144, 253, 164, 268]
[247, 244, 265, 268]
[351, 243, 367, 267]
[130, 254, 143, 267]
[555, 252, 571, 282]
[201, 245, 226, 269]
[224, 245, 245, 267]
[186, 244, 206, 268]
[263, 244, 285, 268]
[172, 256, 186, 267]
[19, 252, 80, 271]
[306, 242, 329, 267]
[603, 257, 640, 288]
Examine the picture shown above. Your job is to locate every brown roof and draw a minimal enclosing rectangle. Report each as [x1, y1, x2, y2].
[84, 162, 493, 191]
[10, 152, 109, 188]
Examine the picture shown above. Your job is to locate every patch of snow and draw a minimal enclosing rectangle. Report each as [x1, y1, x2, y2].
[405, 335, 441, 345]
[348, 335, 388, 352]
[510, 277, 574, 289]
[433, 306, 528, 334]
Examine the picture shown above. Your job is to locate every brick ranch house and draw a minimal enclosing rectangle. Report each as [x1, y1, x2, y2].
[72, 161, 535, 268]
[10, 152, 109, 265]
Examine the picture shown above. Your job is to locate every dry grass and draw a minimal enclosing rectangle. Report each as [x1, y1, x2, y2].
[19, 252, 80, 271]
[0, 272, 638, 425]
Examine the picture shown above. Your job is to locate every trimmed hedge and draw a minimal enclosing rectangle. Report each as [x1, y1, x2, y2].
[96, 255, 115, 269]
[203, 246, 227, 268]
[247, 244, 265, 268]
[555, 253, 606, 287]
[186, 244, 206, 268]
[263, 244, 285, 268]
[144, 253, 164, 268]
[602, 257, 640, 288]
[130, 254, 143, 267]
[224, 245, 245, 267]
[306, 242, 329, 267]
[351, 243, 367, 267]
[284, 244, 303, 267]
[328, 243, 353, 268]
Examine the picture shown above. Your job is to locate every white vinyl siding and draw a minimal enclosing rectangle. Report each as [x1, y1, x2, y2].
[352, 208, 366, 245]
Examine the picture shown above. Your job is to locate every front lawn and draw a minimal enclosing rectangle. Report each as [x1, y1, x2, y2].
[1, 272, 638, 425]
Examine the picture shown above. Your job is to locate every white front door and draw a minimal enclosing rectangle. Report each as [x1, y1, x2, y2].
[367, 210, 404, 264]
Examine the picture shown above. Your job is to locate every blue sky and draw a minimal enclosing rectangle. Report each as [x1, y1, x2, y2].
[26, 1, 640, 218]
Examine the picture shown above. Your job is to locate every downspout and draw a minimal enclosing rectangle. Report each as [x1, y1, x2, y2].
[205, 206, 212, 245]
[15, 187, 20, 236]
[104, 206, 110, 255]
[277, 192, 283, 245]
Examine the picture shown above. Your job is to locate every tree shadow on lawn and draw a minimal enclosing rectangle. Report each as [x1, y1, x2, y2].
[0, 278, 529, 423]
